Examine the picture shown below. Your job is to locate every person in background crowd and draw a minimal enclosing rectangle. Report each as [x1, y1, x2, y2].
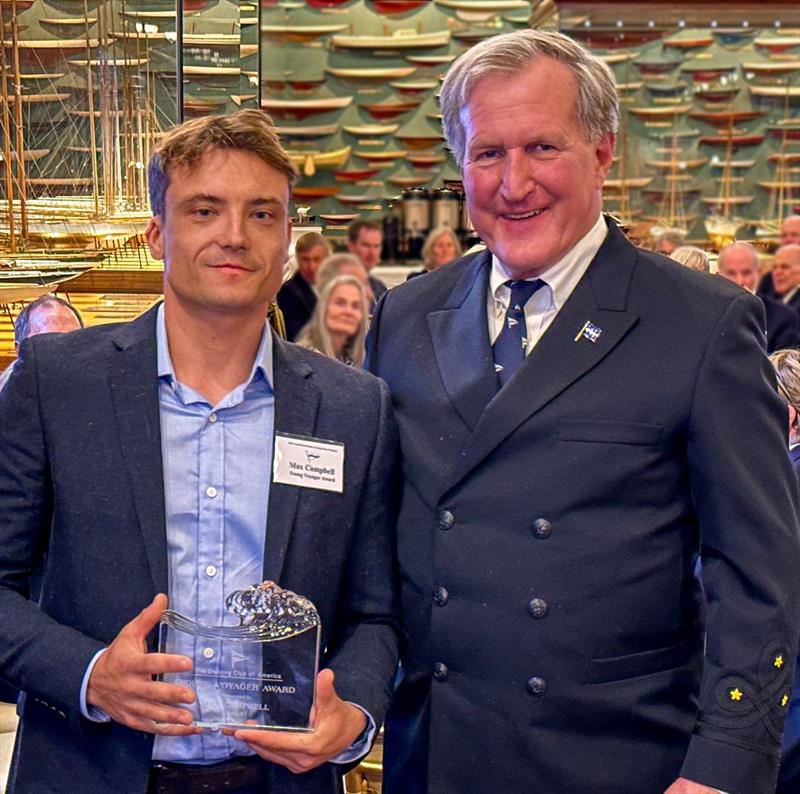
[655, 228, 686, 255]
[670, 245, 710, 272]
[781, 216, 800, 247]
[347, 219, 387, 301]
[769, 347, 800, 794]
[368, 28, 800, 794]
[315, 253, 373, 304]
[770, 244, 800, 311]
[0, 294, 83, 393]
[758, 216, 800, 298]
[718, 242, 800, 353]
[296, 275, 369, 367]
[408, 226, 464, 280]
[0, 109, 399, 794]
[276, 231, 331, 341]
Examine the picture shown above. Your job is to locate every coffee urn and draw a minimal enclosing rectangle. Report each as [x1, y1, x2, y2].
[401, 187, 431, 260]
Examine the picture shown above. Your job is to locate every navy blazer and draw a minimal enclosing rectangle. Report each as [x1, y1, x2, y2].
[277, 271, 317, 341]
[369, 220, 800, 794]
[0, 306, 400, 794]
[764, 296, 800, 353]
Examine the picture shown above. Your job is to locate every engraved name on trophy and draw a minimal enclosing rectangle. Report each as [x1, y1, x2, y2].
[159, 581, 321, 731]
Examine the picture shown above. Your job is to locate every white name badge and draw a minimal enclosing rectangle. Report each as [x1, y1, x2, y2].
[273, 433, 345, 494]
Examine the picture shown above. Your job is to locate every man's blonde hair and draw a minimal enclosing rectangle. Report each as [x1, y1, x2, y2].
[148, 109, 298, 217]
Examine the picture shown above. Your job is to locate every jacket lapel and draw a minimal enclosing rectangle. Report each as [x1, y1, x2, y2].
[262, 336, 320, 585]
[427, 250, 498, 432]
[441, 222, 641, 495]
[107, 305, 168, 595]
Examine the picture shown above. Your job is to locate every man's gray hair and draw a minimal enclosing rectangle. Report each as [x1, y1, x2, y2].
[719, 241, 760, 270]
[439, 29, 620, 167]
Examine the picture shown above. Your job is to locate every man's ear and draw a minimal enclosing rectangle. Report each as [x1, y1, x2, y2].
[145, 216, 164, 262]
[595, 132, 616, 188]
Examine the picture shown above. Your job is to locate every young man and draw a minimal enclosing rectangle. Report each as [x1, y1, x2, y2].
[346, 219, 387, 302]
[277, 231, 332, 341]
[0, 110, 399, 794]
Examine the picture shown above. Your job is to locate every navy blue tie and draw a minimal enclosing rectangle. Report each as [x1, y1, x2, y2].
[493, 279, 545, 387]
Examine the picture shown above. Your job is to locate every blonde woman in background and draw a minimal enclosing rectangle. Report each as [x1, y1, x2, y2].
[670, 245, 710, 273]
[296, 274, 369, 366]
[422, 226, 463, 272]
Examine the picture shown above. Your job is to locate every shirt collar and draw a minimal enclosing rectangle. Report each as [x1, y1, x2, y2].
[156, 302, 274, 391]
[489, 213, 608, 310]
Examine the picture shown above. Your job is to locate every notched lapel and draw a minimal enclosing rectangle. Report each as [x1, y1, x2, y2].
[427, 250, 497, 431]
[263, 337, 321, 585]
[108, 308, 168, 595]
[441, 222, 640, 495]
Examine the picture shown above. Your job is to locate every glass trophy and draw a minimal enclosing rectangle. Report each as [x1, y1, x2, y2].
[159, 581, 321, 732]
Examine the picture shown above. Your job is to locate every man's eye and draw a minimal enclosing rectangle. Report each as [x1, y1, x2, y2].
[194, 208, 214, 217]
[254, 211, 274, 220]
[477, 149, 500, 161]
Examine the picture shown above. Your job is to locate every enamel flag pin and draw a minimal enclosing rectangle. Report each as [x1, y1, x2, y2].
[574, 320, 602, 344]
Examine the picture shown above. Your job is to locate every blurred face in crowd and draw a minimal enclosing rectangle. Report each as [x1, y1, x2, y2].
[28, 304, 81, 338]
[325, 283, 364, 350]
[340, 262, 374, 303]
[460, 56, 614, 279]
[657, 237, 681, 256]
[349, 228, 383, 271]
[146, 147, 290, 317]
[430, 232, 458, 269]
[718, 246, 759, 293]
[781, 216, 800, 246]
[772, 245, 800, 297]
[297, 244, 328, 285]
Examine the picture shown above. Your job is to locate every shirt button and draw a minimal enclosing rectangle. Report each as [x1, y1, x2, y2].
[528, 598, 549, 619]
[202, 647, 215, 660]
[433, 586, 449, 607]
[205, 565, 218, 578]
[206, 486, 218, 498]
[531, 518, 552, 539]
[527, 676, 547, 697]
[208, 413, 218, 423]
[437, 510, 455, 531]
[433, 662, 449, 681]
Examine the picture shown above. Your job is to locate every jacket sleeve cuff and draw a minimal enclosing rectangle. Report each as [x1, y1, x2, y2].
[680, 733, 779, 794]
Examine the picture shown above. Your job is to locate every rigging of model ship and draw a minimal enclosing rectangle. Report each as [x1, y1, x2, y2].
[1, 0, 183, 293]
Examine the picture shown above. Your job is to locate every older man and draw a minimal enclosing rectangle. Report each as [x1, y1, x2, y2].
[770, 244, 800, 311]
[368, 29, 799, 794]
[0, 110, 399, 793]
[718, 242, 800, 352]
[758, 217, 800, 298]
[0, 294, 83, 392]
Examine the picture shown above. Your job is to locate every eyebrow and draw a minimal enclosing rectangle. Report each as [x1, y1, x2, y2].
[180, 193, 285, 209]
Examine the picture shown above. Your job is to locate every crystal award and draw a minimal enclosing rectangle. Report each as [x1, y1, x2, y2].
[159, 581, 321, 731]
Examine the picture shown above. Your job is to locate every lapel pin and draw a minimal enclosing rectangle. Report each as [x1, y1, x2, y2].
[574, 320, 603, 344]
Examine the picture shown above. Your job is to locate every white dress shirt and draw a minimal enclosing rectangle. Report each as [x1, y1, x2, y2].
[487, 213, 608, 352]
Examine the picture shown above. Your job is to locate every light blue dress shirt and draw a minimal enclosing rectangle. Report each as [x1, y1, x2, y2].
[80, 305, 372, 765]
[152, 305, 274, 762]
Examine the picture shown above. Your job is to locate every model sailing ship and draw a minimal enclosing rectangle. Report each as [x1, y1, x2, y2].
[1, 0, 181, 297]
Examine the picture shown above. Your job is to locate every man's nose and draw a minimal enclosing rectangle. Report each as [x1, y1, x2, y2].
[222, 214, 248, 248]
[499, 149, 535, 203]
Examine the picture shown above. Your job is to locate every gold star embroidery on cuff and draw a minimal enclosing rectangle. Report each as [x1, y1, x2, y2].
[782, 694, 790, 707]
[729, 688, 744, 702]
[775, 655, 785, 669]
